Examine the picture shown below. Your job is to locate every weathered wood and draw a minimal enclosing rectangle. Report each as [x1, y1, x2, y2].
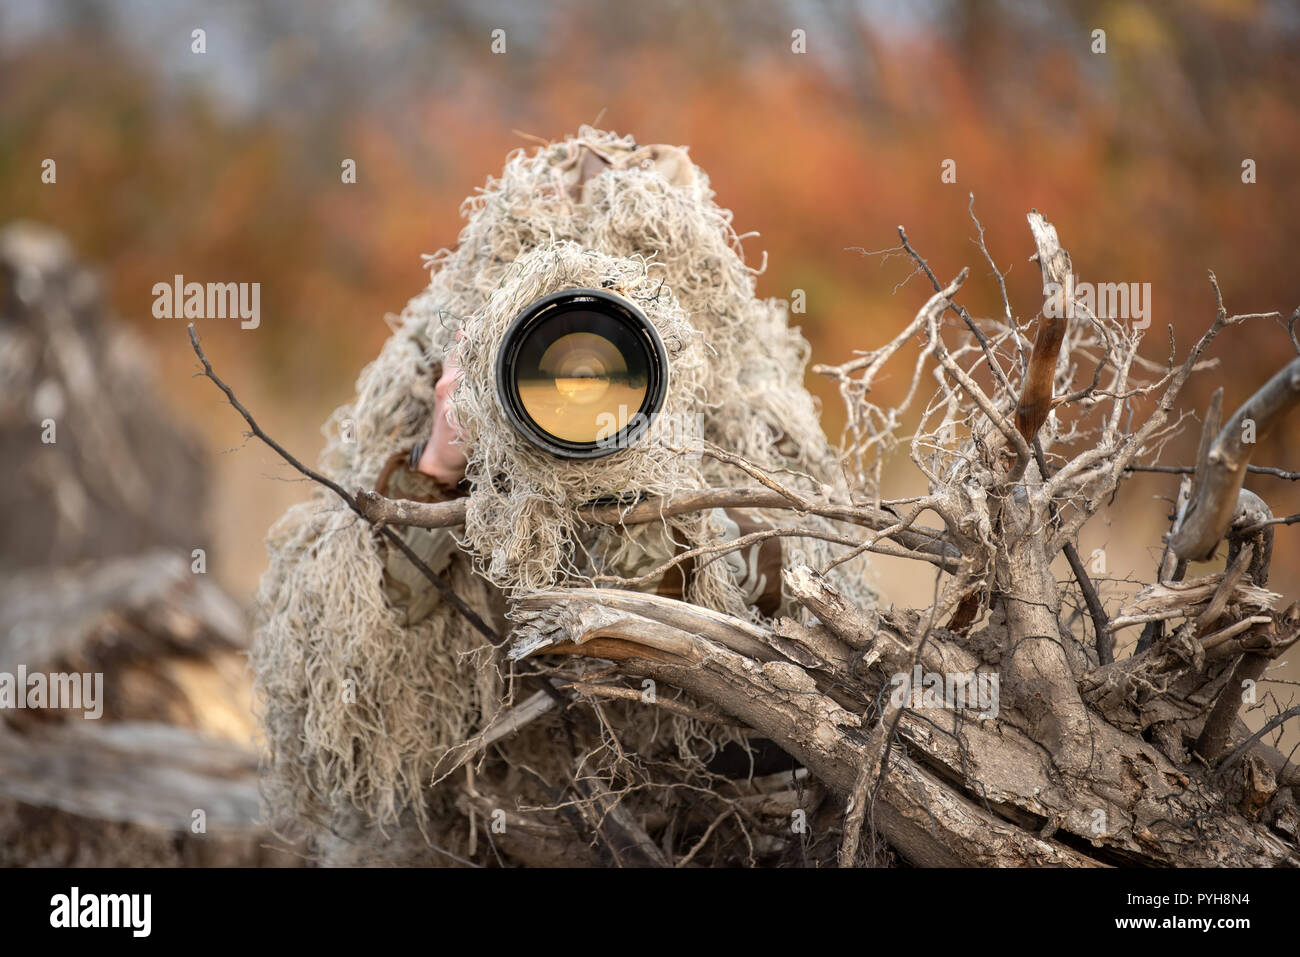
[1017, 211, 1073, 445]
[1170, 358, 1300, 560]
[0, 722, 299, 867]
[510, 574, 1299, 867]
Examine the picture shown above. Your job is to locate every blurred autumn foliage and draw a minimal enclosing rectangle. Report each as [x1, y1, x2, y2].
[2, 0, 1298, 607]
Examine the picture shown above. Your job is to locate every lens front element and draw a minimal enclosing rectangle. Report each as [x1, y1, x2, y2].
[497, 289, 668, 458]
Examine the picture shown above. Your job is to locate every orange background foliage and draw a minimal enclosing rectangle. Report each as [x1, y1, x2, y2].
[3, 1, 1297, 662]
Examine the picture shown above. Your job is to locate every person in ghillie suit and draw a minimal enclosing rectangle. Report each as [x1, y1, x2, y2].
[253, 128, 875, 866]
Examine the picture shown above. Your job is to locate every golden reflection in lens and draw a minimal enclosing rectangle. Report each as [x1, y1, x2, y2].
[519, 332, 648, 442]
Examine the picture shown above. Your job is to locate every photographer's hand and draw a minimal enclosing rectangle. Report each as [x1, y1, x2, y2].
[416, 349, 468, 486]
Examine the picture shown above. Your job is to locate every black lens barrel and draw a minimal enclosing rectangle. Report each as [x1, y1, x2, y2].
[495, 288, 669, 459]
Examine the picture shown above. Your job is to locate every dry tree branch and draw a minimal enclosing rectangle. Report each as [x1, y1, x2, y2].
[1016, 210, 1073, 448]
[1237, 512, 1300, 535]
[1220, 706, 1300, 772]
[185, 324, 506, 647]
[559, 682, 734, 725]
[1127, 463, 1300, 482]
[356, 485, 961, 564]
[919, 268, 1032, 471]
[592, 524, 955, 590]
[1169, 356, 1300, 561]
[820, 498, 947, 574]
[1032, 440, 1113, 662]
[897, 224, 1015, 397]
[355, 490, 467, 527]
[967, 193, 1027, 377]
[1040, 276, 1283, 559]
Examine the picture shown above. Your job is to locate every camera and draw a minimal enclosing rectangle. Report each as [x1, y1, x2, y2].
[495, 288, 669, 459]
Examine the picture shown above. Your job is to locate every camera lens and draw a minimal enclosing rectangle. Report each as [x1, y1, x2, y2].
[496, 288, 668, 458]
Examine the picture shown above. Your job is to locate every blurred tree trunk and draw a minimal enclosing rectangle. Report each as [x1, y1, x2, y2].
[0, 224, 298, 867]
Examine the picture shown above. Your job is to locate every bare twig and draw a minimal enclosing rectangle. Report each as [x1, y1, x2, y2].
[186, 324, 505, 648]
[967, 193, 1025, 376]
[592, 524, 952, 589]
[898, 224, 1014, 397]
[560, 682, 734, 725]
[1218, 706, 1300, 771]
[1032, 441, 1111, 662]
[675, 808, 736, 867]
[1126, 464, 1300, 481]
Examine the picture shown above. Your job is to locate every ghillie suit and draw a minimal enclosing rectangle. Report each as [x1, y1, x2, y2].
[254, 128, 875, 866]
